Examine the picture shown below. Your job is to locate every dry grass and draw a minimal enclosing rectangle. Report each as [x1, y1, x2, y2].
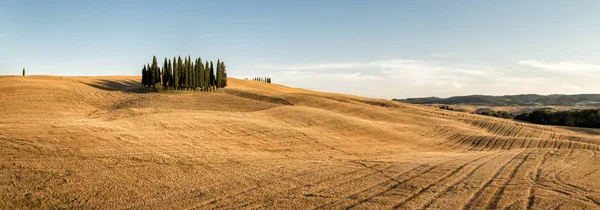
[2, 76, 600, 209]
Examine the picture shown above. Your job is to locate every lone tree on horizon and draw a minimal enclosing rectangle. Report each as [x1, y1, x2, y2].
[22, 68, 25, 76]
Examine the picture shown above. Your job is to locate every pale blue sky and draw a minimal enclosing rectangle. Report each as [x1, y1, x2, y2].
[1, 0, 599, 98]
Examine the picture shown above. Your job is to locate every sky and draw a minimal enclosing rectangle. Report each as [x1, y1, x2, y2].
[1, 0, 599, 99]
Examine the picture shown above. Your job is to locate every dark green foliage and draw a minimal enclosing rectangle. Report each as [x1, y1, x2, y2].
[151, 56, 160, 85]
[514, 108, 600, 128]
[253, 77, 271, 83]
[479, 110, 513, 119]
[439, 105, 454, 111]
[201, 59, 205, 89]
[185, 56, 191, 89]
[162, 58, 169, 88]
[140, 55, 228, 92]
[141, 65, 147, 87]
[221, 61, 228, 87]
[22, 68, 25, 76]
[173, 57, 179, 90]
[204, 61, 210, 91]
[216, 59, 221, 88]
[215, 60, 228, 88]
[209, 61, 215, 87]
[177, 56, 183, 88]
[146, 64, 153, 87]
[475, 107, 600, 128]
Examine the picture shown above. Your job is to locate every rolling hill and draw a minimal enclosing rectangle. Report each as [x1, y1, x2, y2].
[395, 94, 600, 106]
[2, 76, 600, 209]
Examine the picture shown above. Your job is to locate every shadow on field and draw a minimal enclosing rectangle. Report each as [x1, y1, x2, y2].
[223, 89, 294, 106]
[81, 79, 142, 92]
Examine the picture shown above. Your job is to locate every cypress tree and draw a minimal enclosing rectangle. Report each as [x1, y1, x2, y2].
[177, 56, 183, 88]
[147, 64, 153, 87]
[216, 59, 221, 88]
[22, 68, 25, 76]
[195, 57, 202, 88]
[173, 57, 179, 90]
[141, 65, 147, 87]
[189, 56, 193, 89]
[191, 58, 196, 89]
[199, 58, 205, 91]
[151, 56, 159, 86]
[205, 61, 210, 91]
[184, 56, 189, 89]
[168, 58, 172, 88]
[209, 61, 215, 87]
[162, 58, 169, 88]
[221, 61, 227, 88]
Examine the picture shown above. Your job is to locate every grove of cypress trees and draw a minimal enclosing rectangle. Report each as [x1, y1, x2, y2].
[140, 55, 232, 91]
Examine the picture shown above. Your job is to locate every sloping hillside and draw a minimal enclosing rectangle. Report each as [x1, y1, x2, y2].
[2, 76, 600, 209]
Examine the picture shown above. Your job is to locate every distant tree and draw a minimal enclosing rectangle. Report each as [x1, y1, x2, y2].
[146, 64, 153, 87]
[141, 65, 147, 87]
[168, 58, 173, 88]
[177, 56, 183, 88]
[221, 61, 228, 87]
[162, 58, 169, 88]
[184, 56, 189, 89]
[191, 58, 197, 89]
[205, 61, 210, 90]
[196, 57, 202, 88]
[209, 61, 215, 87]
[216, 59, 221, 88]
[151, 56, 160, 86]
[173, 57, 179, 90]
[200, 58, 204, 89]
[22, 68, 25, 76]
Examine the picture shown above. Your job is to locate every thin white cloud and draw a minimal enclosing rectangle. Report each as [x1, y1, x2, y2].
[430, 53, 454, 58]
[518, 60, 600, 75]
[254, 59, 600, 98]
[256, 63, 371, 71]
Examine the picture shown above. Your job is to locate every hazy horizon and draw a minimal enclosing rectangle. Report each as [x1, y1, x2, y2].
[1, 0, 599, 98]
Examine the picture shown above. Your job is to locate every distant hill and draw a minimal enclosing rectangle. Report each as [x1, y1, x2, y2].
[394, 94, 600, 106]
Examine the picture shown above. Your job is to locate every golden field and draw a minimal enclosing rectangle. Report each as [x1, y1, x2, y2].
[2, 76, 600, 209]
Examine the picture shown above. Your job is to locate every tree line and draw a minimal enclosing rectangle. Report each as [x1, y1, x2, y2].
[436, 105, 600, 128]
[513, 108, 600, 128]
[141, 55, 227, 91]
[249, 77, 271, 83]
[474, 108, 600, 128]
